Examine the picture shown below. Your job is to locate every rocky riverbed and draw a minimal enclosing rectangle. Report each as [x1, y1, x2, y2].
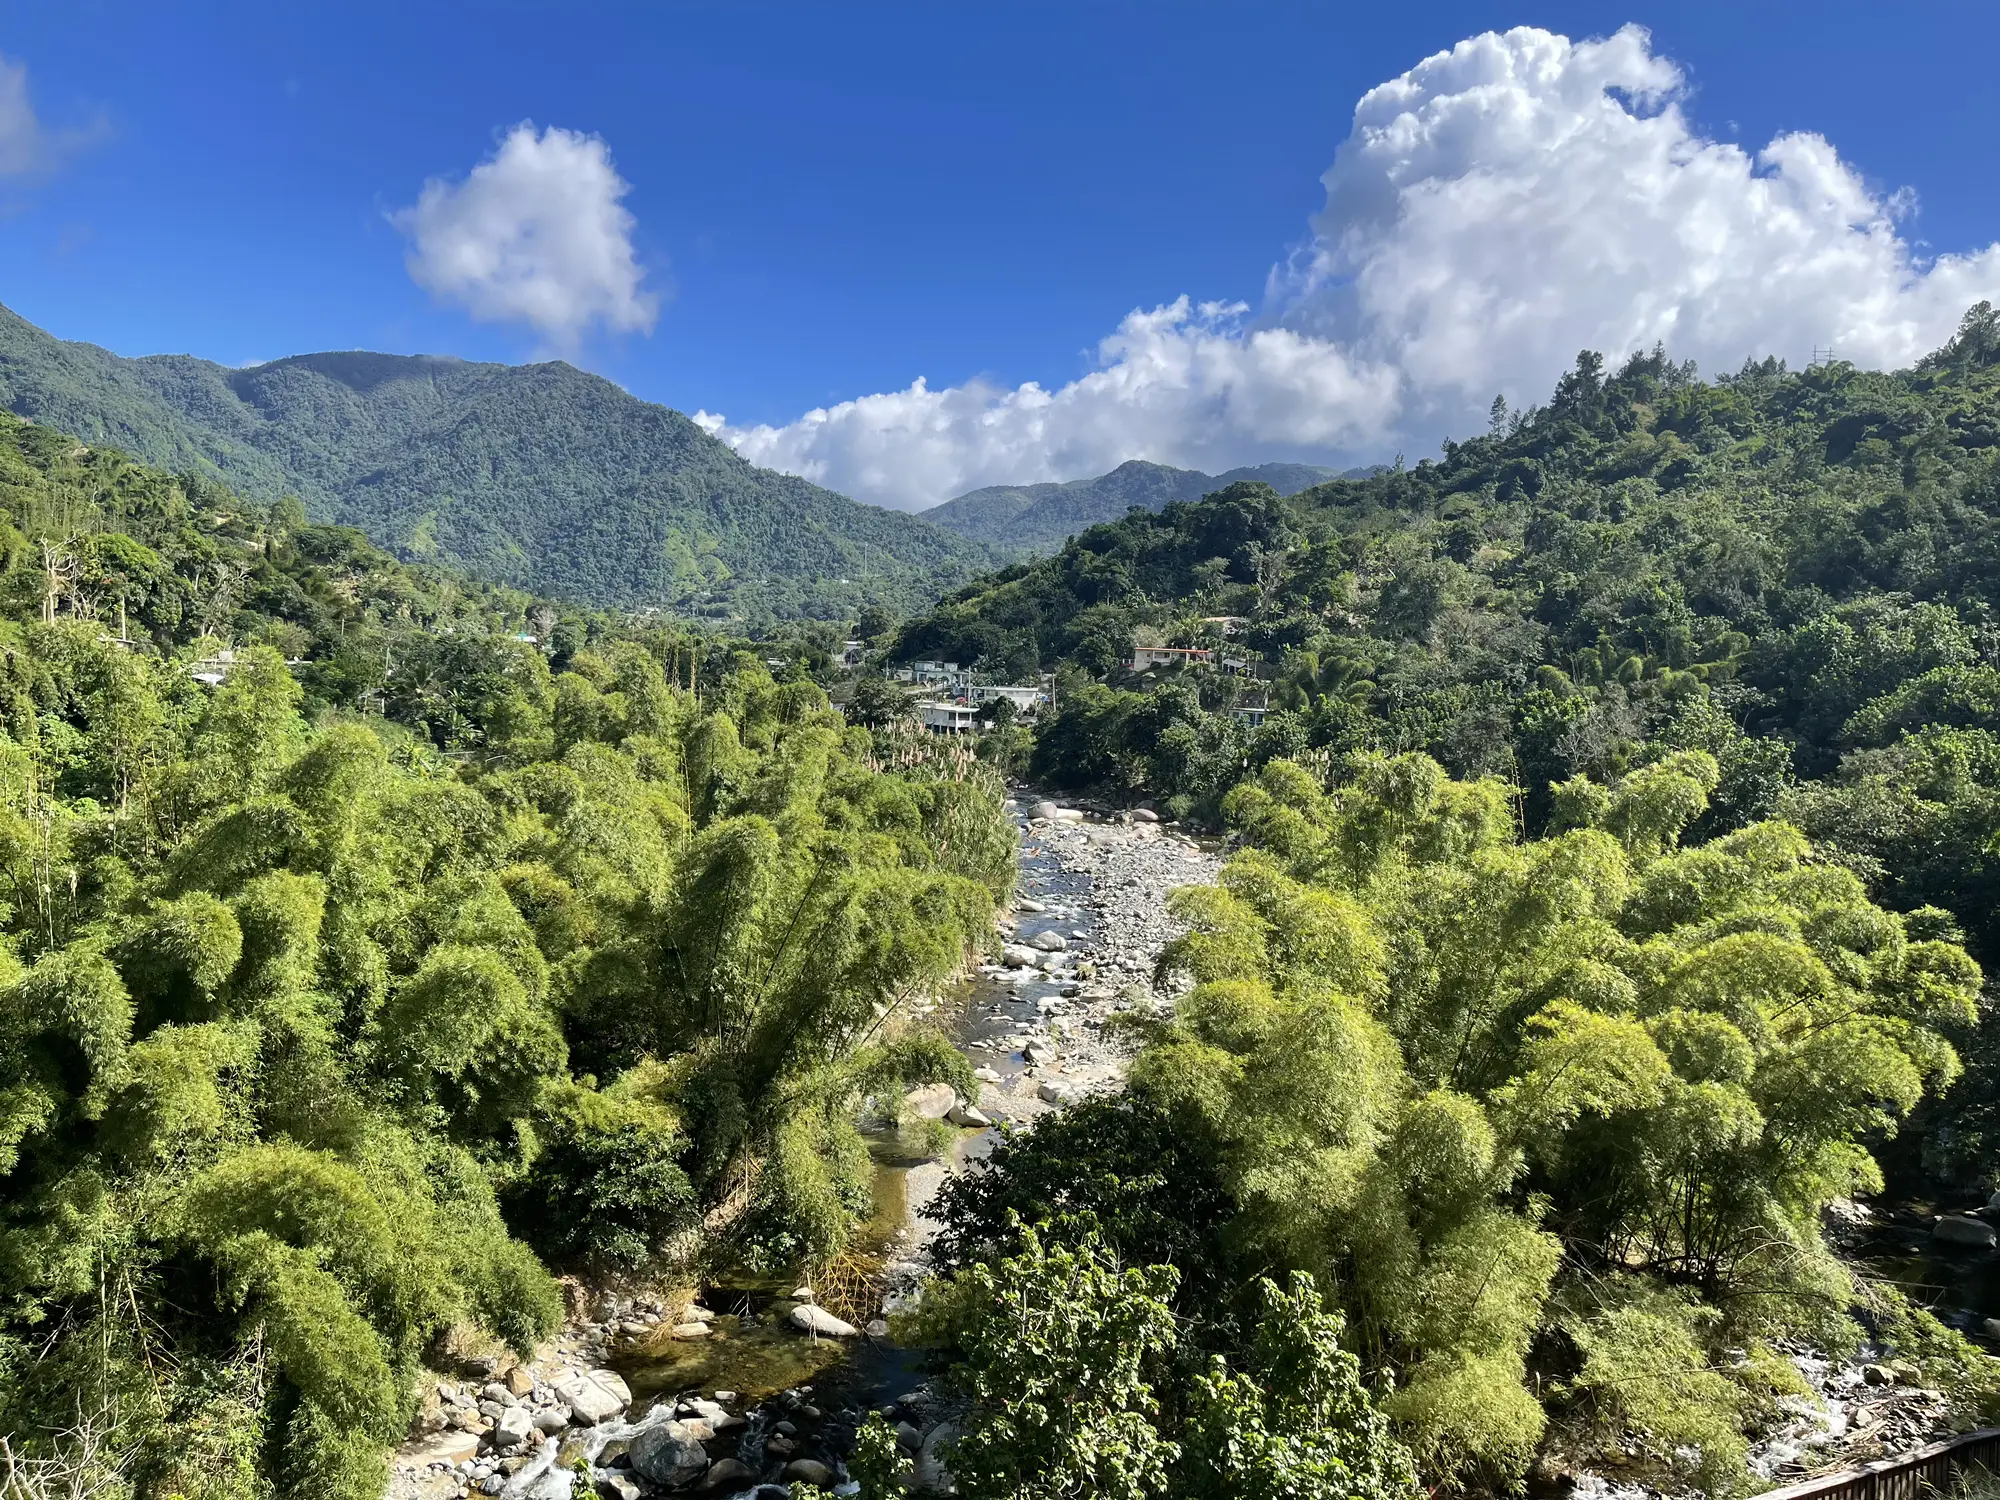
[383, 792, 1224, 1500]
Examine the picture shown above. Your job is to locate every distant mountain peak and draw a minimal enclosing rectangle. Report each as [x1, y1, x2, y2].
[921, 458, 1357, 556]
[0, 302, 992, 616]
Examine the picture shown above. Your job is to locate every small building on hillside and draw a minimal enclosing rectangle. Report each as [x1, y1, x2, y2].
[1131, 644, 1214, 671]
[967, 683, 1049, 719]
[919, 700, 978, 733]
[895, 659, 966, 692]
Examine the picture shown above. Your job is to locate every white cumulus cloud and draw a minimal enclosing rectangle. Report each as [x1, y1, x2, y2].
[0, 51, 103, 177]
[701, 24, 2000, 511]
[394, 122, 658, 350]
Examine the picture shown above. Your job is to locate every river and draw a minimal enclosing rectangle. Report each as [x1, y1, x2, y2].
[613, 793, 1223, 1415]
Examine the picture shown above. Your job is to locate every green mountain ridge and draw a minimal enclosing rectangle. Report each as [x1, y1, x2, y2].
[0, 303, 993, 618]
[920, 457, 1370, 556]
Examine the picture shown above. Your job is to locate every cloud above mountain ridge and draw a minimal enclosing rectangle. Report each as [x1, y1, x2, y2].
[393, 123, 659, 352]
[699, 24, 2000, 510]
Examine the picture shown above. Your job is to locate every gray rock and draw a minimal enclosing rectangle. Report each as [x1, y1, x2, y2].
[1029, 800, 1059, 820]
[552, 1370, 631, 1426]
[1000, 943, 1040, 968]
[973, 1065, 1002, 1083]
[1029, 930, 1067, 952]
[1934, 1214, 1998, 1249]
[896, 1421, 922, 1450]
[903, 1082, 957, 1120]
[628, 1420, 709, 1489]
[520, 1466, 576, 1500]
[784, 1459, 837, 1487]
[1016, 898, 1047, 912]
[1983, 1318, 2000, 1340]
[916, 1423, 959, 1493]
[948, 1102, 991, 1128]
[866, 1319, 891, 1338]
[1130, 807, 1159, 822]
[492, 1405, 535, 1448]
[1037, 1080, 1080, 1106]
[531, 1408, 569, 1435]
[790, 1303, 859, 1338]
[700, 1458, 754, 1490]
[594, 1476, 642, 1500]
[1023, 1040, 1057, 1066]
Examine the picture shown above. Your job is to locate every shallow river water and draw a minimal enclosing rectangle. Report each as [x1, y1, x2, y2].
[613, 798, 1108, 1412]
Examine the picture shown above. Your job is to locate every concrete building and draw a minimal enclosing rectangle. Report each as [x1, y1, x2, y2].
[919, 700, 978, 733]
[1130, 644, 1214, 671]
[966, 683, 1049, 719]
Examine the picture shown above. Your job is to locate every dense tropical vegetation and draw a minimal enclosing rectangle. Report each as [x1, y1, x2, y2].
[14, 298, 2000, 1499]
[888, 306, 2000, 1500]
[920, 458, 1350, 558]
[0, 410, 1011, 1498]
[929, 748, 1995, 1497]
[0, 304, 994, 618]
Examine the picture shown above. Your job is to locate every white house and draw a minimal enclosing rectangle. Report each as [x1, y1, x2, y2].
[1131, 644, 1214, 671]
[966, 683, 1048, 719]
[919, 700, 978, 733]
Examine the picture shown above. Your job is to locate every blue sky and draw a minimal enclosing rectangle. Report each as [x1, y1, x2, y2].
[2, 3, 1998, 507]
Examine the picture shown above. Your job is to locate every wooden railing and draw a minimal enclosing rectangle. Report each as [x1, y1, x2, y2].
[1753, 1427, 2000, 1500]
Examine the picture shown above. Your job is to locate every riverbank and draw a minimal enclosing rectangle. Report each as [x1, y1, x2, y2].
[383, 793, 1225, 1500]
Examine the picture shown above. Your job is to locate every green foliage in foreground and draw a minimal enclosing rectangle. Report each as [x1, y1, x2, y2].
[912, 1222, 1416, 1500]
[938, 752, 1997, 1496]
[1146, 751, 1987, 1489]
[0, 629, 1009, 1497]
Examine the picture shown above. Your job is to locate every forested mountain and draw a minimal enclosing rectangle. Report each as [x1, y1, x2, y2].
[895, 306, 2000, 1500]
[909, 303, 2000, 1153]
[19, 289, 2000, 1500]
[920, 457, 1354, 556]
[0, 303, 993, 619]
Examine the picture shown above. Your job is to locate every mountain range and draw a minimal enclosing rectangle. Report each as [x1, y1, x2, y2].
[920, 458, 1374, 556]
[0, 303, 993, 619]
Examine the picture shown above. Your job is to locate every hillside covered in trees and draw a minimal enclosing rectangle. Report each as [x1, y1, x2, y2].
[887, 306, 2000, 1500]
[921, 458, 1352, 557]
[902, 306, 2000, 968]
[15, 296, 2000, 1500]
[0, 303, 994, 619]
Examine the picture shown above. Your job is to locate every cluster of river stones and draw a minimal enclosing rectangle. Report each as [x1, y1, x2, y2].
[392, 1299, 960, 1500]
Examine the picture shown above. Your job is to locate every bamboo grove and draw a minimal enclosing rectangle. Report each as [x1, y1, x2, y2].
[0, 410, 1013, 1498]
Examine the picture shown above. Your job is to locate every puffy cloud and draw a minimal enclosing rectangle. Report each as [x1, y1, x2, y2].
[704, 24, 2000, 511]
[0, 52, 102, 177]
[393, 123, 658, 350]
[700, 299, 1400, 509]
